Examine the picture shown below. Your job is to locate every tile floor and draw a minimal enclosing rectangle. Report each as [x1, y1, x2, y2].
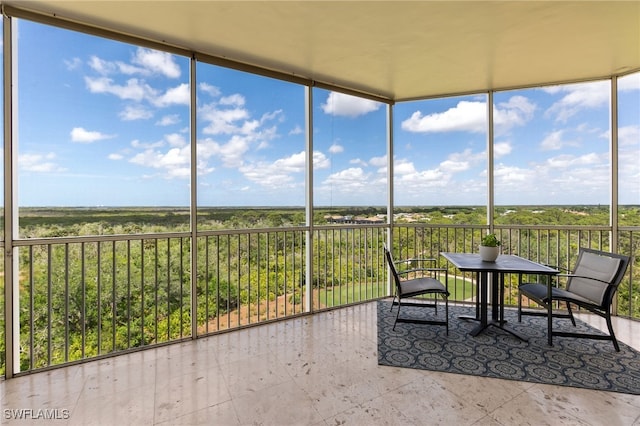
[1, 301, 640, 425]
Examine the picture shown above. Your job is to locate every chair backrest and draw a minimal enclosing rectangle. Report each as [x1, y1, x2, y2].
[383, 244, 402, 293]
[567, 248, 630, 308]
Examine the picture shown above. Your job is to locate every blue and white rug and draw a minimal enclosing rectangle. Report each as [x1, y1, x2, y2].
[377, 300, 640, 394]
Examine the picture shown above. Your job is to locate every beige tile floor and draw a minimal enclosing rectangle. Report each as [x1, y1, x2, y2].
[1, 301, 640, 426]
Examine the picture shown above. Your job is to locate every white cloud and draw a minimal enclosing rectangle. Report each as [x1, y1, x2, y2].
[220, 94, 245, 107]
[153, 83, 190, 107]
[87, 49, 181, 79]
[618, 125, 640, 196]
[84, 77, 188, 109]
[131, 139, 165, 149]
[115, 62, 148, 76]
[108, 153, 123, 160]
[540, 130, 566, 151]
[493, 141, 512, 158]
[329, 144, 344, 154]
[104, 74, 288, 182]
[70, 127, 115, 143]
[393, 147, 487, 197]
[124, 133, 190, 177]
[618, 125, 640, 146]
[193, 94, 285, 176]
[448, 147, 485, 166]
[540, 129, 584, 151]
[239, 163, 296, 187]
[19, 152, 66, 172]
[129, 145, 191, 179]
[401, 96, 536, 134]
[88, 55, 117, 74]
[313, 151, 331, 169]
[369, 155, 387, 167]
[494, 164, 535, 186]
[432, 148, 481, 175]
[216, 137, 251, 165]
[544, 152, 603, 169]
[64, 57, 82, 71]
[119, 105, 153, 121]
[321, 92, 381, 118]
[261, 110, 284, 124]
[156, 114, 180, 126]
[200, 104, 250, 135]
[402, 101, 485, 133]
[394, 159, 416, 175]
[85, 76, 157, 102]
[238, 152, 303, 186]
[511, 153, 609, 202]
[394, 167, 446, 188]
[323, 167, 371, 191]
[166, 133, 187, 147]
[199, 82, 221, 97]
[197, 135, 250, 168]
[131, 47, 181, 78]
[439, 158, 469, 174]
[494, 96, 536, 128]
[235, 150, 329, 188]
[289, 125, 303, 135]
[617, 73, 640, 91]
[274, 151, 306, 172]
[544, 81, 609, 123]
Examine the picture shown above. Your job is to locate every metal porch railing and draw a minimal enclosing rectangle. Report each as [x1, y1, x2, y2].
[1, 224, 638, 376]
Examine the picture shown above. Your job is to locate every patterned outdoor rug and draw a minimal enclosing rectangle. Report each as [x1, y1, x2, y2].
[377, 300, 640, 395]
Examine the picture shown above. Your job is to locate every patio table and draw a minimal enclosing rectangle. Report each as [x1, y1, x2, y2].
[440, 252, 558, 341]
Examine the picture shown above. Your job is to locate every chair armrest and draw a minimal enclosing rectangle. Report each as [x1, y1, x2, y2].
[542, 264, 570, 272]
[397, 267, 447, 275]
[395, 258, 439, 274]
[557, 274, 610, 285]
[394, 258, 437, 265]
[518, 263, 566, 277]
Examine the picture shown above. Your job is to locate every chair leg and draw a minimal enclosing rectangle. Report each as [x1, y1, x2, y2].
[517, 292, 522, 322]
[444, 295, 449, 336]
[390, 294, 397, 311]
[392, 299, 401, 331]
[566, 302, 577, 326]
[547, 300, 554, 347]
[605, 313, 621, 352]
[475, 272, 480, 320]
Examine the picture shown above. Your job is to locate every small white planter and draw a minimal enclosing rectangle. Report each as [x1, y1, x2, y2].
[479, 245, 500, 262]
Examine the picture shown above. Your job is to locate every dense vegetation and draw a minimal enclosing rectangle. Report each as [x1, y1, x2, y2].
[1, 205, 638, 374]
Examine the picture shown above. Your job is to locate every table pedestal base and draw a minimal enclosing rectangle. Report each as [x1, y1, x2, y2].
[461, 316, 528, 341]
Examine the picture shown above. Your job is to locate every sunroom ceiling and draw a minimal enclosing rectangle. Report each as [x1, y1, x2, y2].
[5, 1, 640, 102]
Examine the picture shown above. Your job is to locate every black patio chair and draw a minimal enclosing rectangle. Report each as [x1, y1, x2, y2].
[517, 247, 630, 351]
[384, 244, 449, 334]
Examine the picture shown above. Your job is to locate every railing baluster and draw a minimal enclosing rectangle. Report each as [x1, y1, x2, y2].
[140, 239, 145, 345]
[29, 245, 34, 369]
[165, 239, 170, 340]
[178, 238, 182, 338]
[215, 235, 220, 331]
[151, 239, 157, 342]
[111, 241, 116, 353]
[47, 244, 52, 367]
[81, 242, 86, 359]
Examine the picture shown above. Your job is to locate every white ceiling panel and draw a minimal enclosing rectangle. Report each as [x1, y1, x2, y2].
[4, 1, 640, 101]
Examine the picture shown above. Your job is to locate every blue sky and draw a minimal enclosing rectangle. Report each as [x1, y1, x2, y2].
[13, 20, 640, 207]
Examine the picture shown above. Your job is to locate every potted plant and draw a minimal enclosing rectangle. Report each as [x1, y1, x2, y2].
[479, 233, 501, 262]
